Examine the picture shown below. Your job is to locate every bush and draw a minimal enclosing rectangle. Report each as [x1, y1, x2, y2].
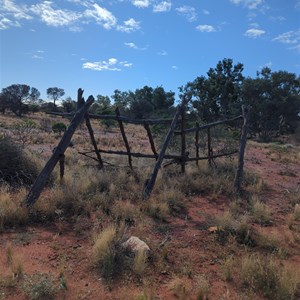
[0, 138, 39, 187]
[22, 273, 57, 300]
[92, 226, 127, 281]
[52, 122, 66, 135]
[240, 255, 299, 299]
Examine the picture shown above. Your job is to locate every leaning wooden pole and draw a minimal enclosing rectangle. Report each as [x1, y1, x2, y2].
[234, 106, 249, 195]
[144, 123, 158, 160]
[85, 114, 104, 169]
[25, 92, 94, 207]
[115, 107, 133, 169]
[78, 88, 103, 169]
[143, 96, 190, 200]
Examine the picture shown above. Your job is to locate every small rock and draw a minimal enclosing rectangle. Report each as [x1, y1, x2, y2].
[122, 236, 150, 254]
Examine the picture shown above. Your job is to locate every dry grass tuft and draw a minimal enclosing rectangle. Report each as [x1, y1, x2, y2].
[240, 254, 299, 299]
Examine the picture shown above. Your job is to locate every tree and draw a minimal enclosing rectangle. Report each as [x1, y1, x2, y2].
[62, 97, 76, 113]
[182, 58, 244, 122]
[152, 86, 175, 110]
[1, 84, 40, 117]
[243, 67, 300, 141]
[111, 89, 129, 112]
[46, 87, 65, 108]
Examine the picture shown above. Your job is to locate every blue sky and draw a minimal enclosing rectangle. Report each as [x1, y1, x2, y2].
[0, 0, 300, 101]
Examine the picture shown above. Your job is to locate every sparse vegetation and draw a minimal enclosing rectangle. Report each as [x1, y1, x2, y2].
[240, 254, 300, 299]
[22, 273, 57, 300]
[0, 109, 299, 299]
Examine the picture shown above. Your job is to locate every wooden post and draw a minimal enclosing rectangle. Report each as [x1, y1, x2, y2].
[234, 106, 249, 195]
[195, 122, 200, 166]
[144, 123, 158, 160]
[85, 115, 103, 169]
[59, 154, 65, 180]
[115, 107, 132, 169]
[143, 96, 190, 200]
[78, 89, 104, 169]
[180, 106, 186, 173]
[207, 127, 213, 167]
[25, 92, 94, 207]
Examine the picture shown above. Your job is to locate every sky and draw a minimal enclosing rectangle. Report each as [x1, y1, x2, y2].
[0, 0, 300, 102]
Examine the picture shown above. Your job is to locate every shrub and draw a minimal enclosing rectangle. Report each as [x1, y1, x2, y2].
[240, 254, 299, 299]
[22, 273, 57, 300]
[52, 122, 66, 135]
[12, 120, 38, 147]
[92, 226, 126, 281]
[250, 197, 272, 225]
[0, 138, 40, 187]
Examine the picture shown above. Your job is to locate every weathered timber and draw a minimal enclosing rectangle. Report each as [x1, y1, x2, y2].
[186, 150, 238, 162]
[115, 107, 132, 169]
[234, 106, 249, 194]
[85, 114, 103, 168]
[144, 123, 158, 159]
[78, 149, 182, 160]
[143, 96, 190, 199]
[195, 122, 200, 166]
[180, 106, 186, 173]
[77, 89, 104, 169]
[59, 154, 65, 180]
[46, 111, 180, 126]
[174, 115, 242, 135]
[207, 127, 213, 167]
[25, 93, 94, 207]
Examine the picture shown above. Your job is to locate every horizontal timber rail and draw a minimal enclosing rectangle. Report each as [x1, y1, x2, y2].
[46, 111, 180, 125]
[79, 149, 238, 162]
[174, 115, 242, 135]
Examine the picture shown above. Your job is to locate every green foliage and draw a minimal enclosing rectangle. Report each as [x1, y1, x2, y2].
[47, 87, 65, 107]
[0, 137, 39, 187]
[242, 68, 300, 141]
[1, 84, 40, 117]
[52, 122, 66, 134]
[13, 119, 38, 147]
[22, 273, 57, 300]
[182, 58, 244, 122]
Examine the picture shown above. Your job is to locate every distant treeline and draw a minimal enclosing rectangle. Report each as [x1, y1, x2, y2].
[1, 58, 299, 142]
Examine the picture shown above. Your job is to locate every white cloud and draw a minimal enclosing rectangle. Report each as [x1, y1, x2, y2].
[0, 0, 32, 29]
[125, 42, 138, 49]
[172, 65, 178, 70]
[203, 9, 210, 15]
[196, 25, 216, 32]
[32, 54, 43, 59]
[230, 0, 264, 9]
[157, 50, 168, 56]
[1, 0, 32, 20]
[84, 3, 116, 29]
[30, 1, 80, 27]
[272, 30, 300, 44]
[131, 0, 150, 8]
[153, 1, 172, 13]
[83, 58, 132, 71]
[124, 42, 146, 50]
[0, 16, 20, 30]
[117, 18, 140, 33]
[176, 6, 197, 22]
[244, 28, 266, 38]
[269, 16, 286, 22]
[120, 61, 133, 67]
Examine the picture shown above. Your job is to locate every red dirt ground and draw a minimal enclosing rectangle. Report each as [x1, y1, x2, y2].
[1, 133, 300, 299]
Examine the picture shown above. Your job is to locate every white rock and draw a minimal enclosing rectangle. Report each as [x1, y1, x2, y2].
[122, 236, 150, 254]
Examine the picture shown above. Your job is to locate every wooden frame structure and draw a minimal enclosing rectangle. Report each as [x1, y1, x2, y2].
[25, 89, 249, 206]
